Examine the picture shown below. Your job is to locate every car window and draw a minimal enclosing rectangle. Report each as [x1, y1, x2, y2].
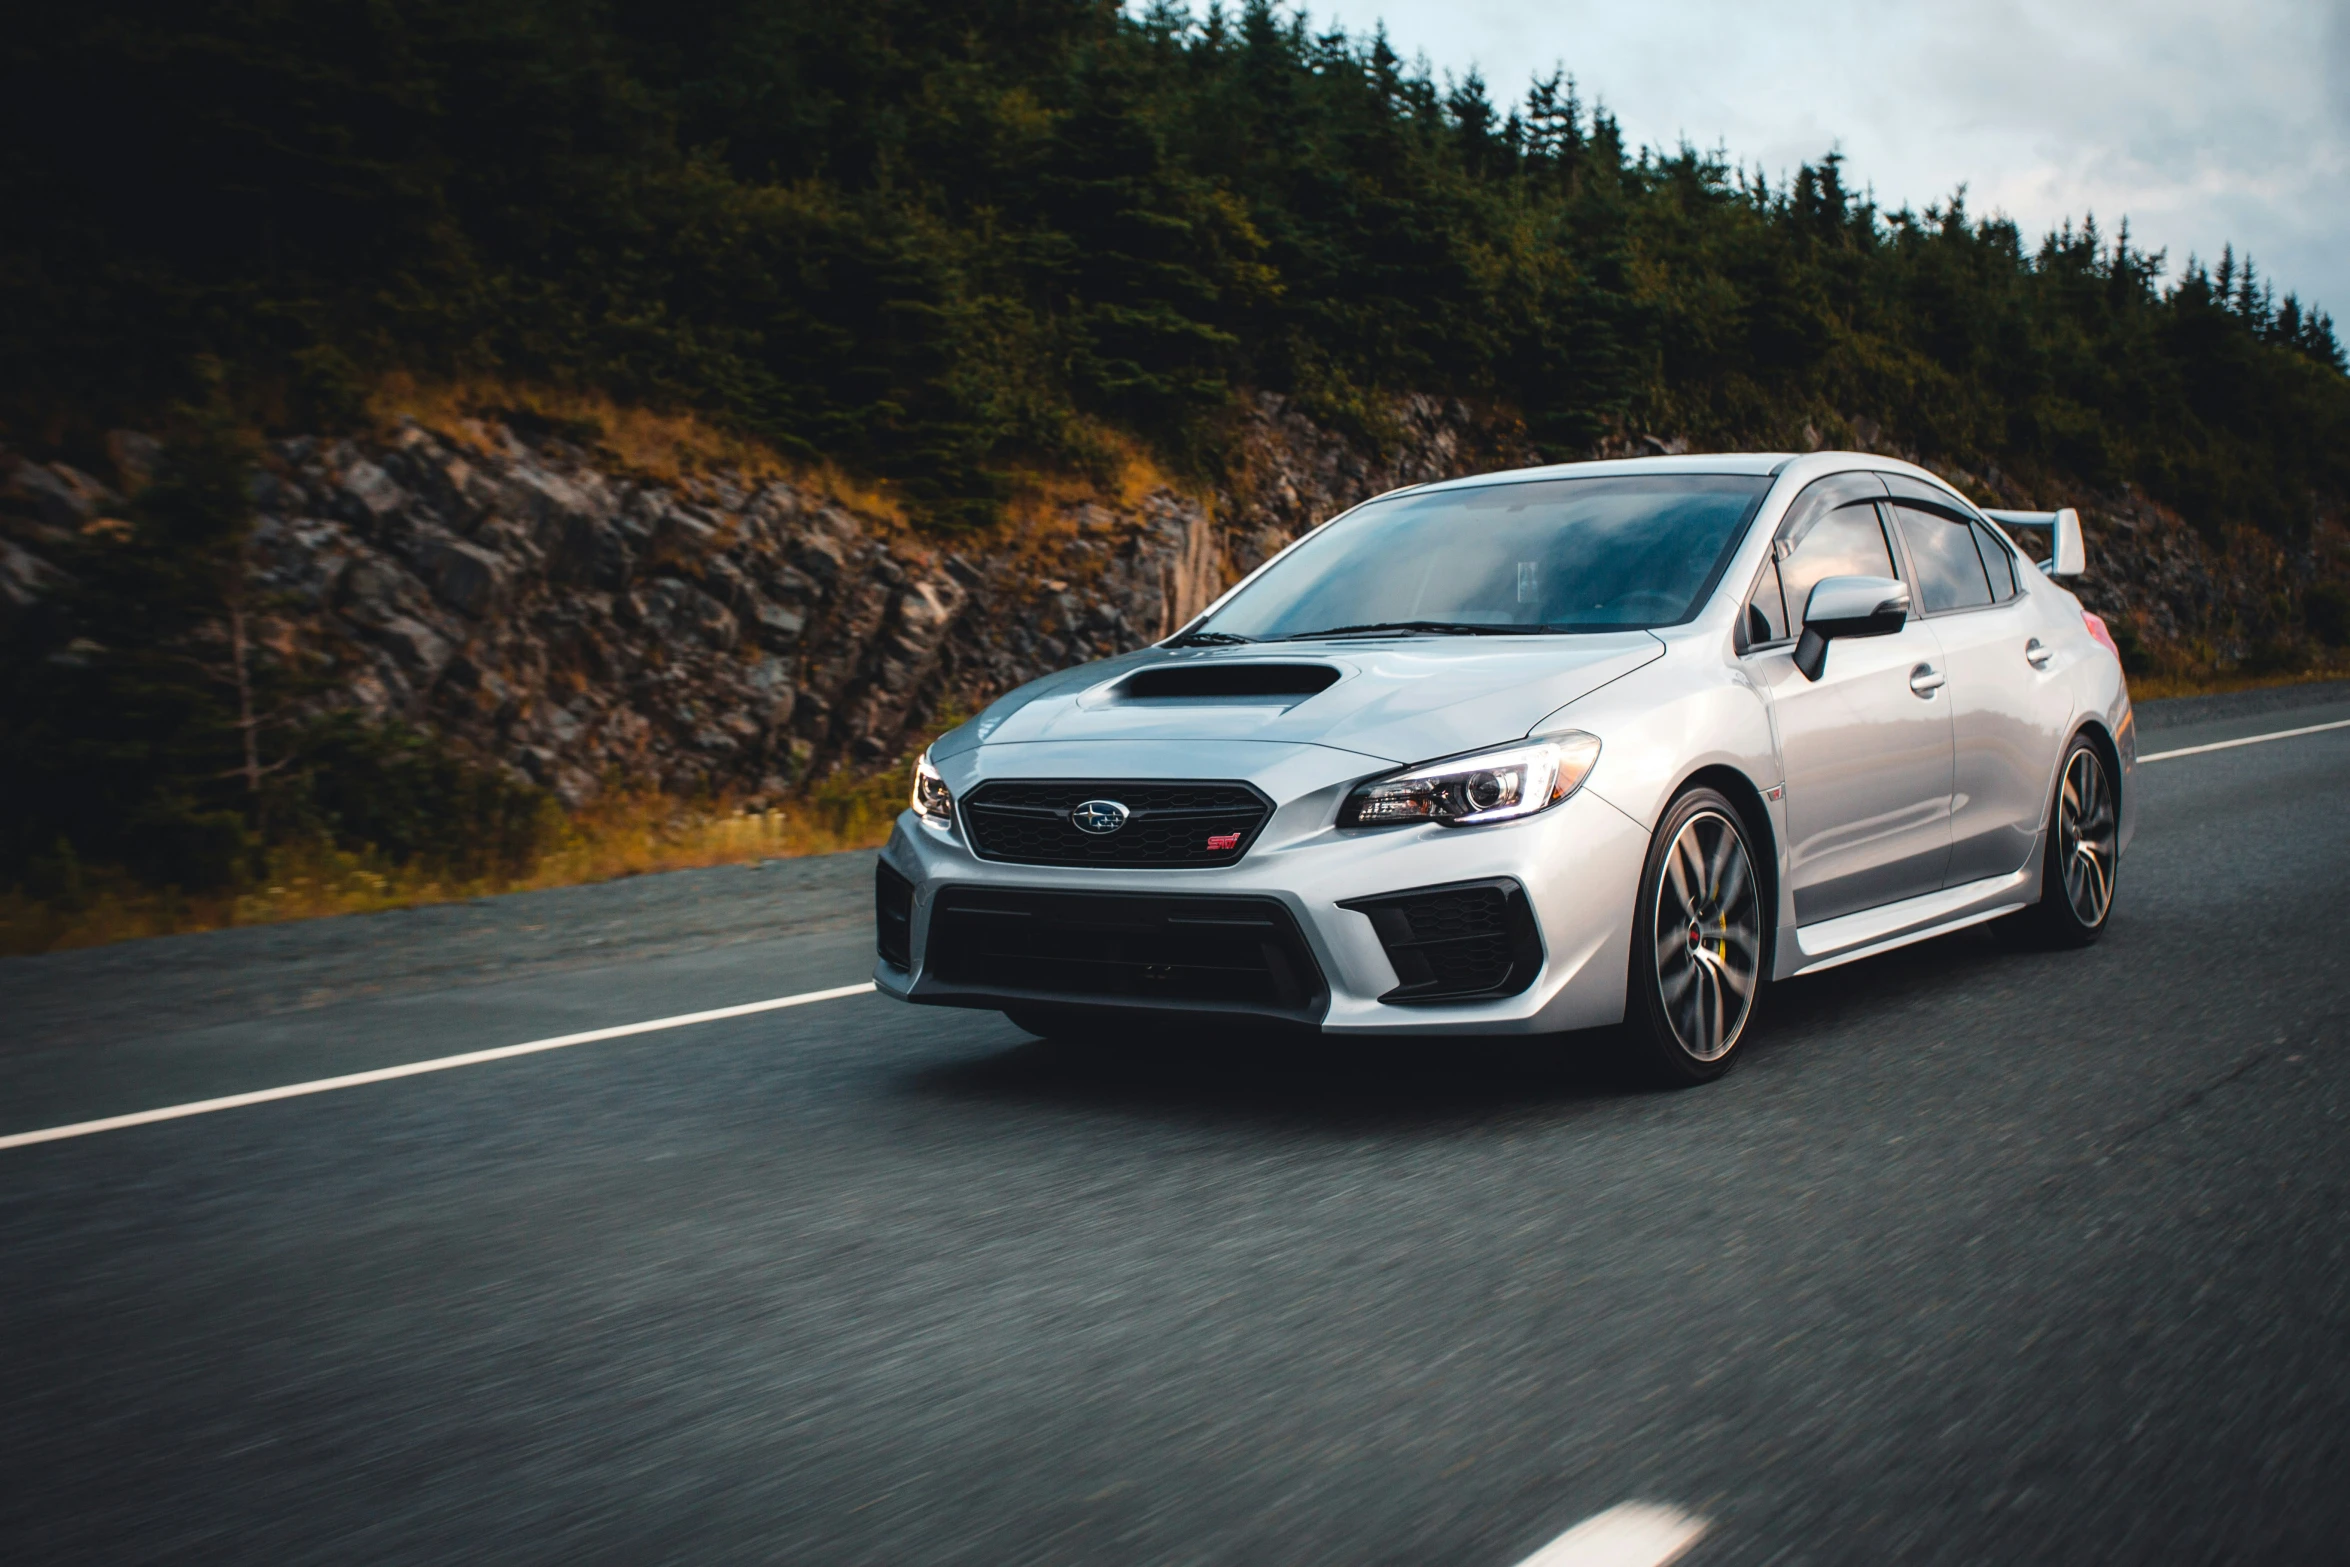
[1746, 472, 1892, 645]
[1195, 474, 1773, 637]
[1890, 502, 1994, 613]
[1970, 519, 2019, 600]
[1751, 502, 1899, 643]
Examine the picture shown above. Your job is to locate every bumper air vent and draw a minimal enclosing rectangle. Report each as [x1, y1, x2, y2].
[1339, 878, 1544, 1004]
[875, 860, 914, 970]
[920, 887, 1328, 1024]
[962, 779, 1272, 868]
[1119, 663, 1341, 699]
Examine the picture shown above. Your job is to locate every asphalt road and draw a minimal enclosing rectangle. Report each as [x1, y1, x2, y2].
[4, 684, 2347, 1565]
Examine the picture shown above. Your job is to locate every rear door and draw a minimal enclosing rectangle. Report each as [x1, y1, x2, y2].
[1741, 472, 1955, 925]
[1881, 476, 2071, 888]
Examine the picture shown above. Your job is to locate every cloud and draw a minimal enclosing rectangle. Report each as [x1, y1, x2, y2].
[1310, 0, 2350, 310]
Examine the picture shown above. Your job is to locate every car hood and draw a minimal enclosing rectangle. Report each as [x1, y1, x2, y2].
[932, 632, 1665, 767]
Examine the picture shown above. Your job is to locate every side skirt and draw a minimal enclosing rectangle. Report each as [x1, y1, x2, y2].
[1786, 866, 2037, 978]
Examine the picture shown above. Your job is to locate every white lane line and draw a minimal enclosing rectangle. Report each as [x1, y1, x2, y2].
[2139, 716, 2350, 763]
[0, 982, 876, 1152]
[1512, 1503, 1709, 1567]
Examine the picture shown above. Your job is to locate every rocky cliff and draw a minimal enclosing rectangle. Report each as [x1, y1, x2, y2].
[1, 400, 2335, 811]
[1, 395, 1532, 807]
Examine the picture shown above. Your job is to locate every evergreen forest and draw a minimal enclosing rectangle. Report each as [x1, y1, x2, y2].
[8, 0, 2346, 532]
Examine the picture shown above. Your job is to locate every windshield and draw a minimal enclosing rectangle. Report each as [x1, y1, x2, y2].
[1194, 474, 1772, 639]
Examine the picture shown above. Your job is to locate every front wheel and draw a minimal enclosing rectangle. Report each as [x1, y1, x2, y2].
[2019, 735, 2118, 947]
[1625, 788, 1766, 1086]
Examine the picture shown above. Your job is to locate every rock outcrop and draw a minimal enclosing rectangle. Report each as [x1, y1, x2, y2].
[0, 395, 1533, 805]
[2, 398, 2338, 808]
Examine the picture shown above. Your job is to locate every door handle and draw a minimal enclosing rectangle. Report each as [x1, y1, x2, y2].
[1908, 662, 1945, 697]
[2024, 637, 2053, 669]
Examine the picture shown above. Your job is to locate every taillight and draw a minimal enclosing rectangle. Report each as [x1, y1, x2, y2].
[2082, 611, 2120, 660]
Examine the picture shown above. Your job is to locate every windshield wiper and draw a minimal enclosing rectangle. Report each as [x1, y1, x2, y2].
[1279, 620, 1550, 640]
[1162, 629, 1256, 647]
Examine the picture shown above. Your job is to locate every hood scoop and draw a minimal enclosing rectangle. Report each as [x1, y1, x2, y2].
[1117, 663, 1342, 700]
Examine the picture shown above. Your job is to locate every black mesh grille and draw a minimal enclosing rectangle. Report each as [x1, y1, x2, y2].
[921, 887, 1327, 1022]
[1339, 878, 1544, 1003]
[875, 860, 914, 970]
[961, 779, 1272, 868]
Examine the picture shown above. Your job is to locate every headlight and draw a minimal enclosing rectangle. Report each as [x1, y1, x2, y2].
[1340, 732, 1600, 828]
[911, 749, 954, 825]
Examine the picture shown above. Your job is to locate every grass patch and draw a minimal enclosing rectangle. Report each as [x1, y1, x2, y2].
[0, 760, 914, 957]
[365, 373, 910, 526]
[2127, 662, 2350, 702]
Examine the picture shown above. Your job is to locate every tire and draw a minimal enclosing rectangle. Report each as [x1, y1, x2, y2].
[1625, 787, 1767, 1086]
[2019, 734, 2118, 948]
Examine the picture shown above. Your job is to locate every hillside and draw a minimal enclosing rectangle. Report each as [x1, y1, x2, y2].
[4, 0, 2349, 936]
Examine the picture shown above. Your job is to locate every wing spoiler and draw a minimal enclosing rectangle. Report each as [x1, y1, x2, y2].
[1982, 507, 2084, 578]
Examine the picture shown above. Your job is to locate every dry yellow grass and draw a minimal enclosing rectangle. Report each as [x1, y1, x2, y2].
[997, 421, 1197, 527]
[0, 764, 913, 957]
[2124, 661, 2350, 702]
[364, 372, 909, 526]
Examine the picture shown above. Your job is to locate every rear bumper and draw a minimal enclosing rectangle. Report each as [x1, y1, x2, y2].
[871, 786, 1648, 1037]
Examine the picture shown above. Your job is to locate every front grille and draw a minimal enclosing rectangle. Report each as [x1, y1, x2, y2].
[922, 886, 1328, 1022]
[1339, 878, 1544, 1004]
[961, 779, 1272, 868]
[875, 860, 913, 969]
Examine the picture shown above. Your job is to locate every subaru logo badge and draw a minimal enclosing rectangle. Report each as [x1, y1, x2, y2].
[1070, 799, 1130, 835]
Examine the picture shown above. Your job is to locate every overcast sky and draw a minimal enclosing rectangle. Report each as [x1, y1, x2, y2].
[1306, 0, 2350, 317]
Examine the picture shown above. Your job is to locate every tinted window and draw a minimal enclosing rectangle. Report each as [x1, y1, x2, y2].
[1970, 519, 2018, 600]
[1198, 475, 1772, 638]
[1751, 499, 1898, 642]
[1745, 565, 1788, 645]
[1892, 503, 1994, 612]
[1745, 472, 1892, 644]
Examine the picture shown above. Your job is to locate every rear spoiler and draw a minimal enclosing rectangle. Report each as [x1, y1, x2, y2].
[1982, 507, 2084, 578]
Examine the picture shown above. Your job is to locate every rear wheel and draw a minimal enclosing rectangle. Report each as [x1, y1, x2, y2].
[2020, 735, 2117, 947]
[1626, 788, 1765, 1086]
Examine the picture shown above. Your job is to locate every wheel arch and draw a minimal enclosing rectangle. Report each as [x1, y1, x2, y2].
[2063, 715, 2125, 823]
[1672, 763, 1783, 983]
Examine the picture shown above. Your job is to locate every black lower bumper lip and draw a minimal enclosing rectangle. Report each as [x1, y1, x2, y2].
[906, 884, 1331, 1025]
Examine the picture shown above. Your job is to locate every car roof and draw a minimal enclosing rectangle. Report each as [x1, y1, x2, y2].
[1389, 450, 1965, 500]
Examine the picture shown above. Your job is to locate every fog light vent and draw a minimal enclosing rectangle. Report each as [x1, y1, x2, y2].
[1339, 878, 1543, 1003]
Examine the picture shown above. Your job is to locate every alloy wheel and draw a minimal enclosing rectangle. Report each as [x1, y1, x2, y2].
[1651, 809, 1762, 1062]
[2058, 747, 2117, 927]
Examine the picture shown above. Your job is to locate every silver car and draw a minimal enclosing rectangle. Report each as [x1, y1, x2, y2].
[873, 452, 2134, 1083]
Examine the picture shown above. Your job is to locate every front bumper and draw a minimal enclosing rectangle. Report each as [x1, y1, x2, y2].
[872, 782, 1648, 1037]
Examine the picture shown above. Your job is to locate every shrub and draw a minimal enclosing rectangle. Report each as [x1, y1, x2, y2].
[2307, 581, 2350, 646]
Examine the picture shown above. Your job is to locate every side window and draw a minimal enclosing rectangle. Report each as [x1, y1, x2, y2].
[1778, 502, 1898, 631]
[1890, 502, 1994, 613]
[1970, 519, 2019, 600]
[1745, 562, 1790, 645]
[1747, 471, 1891, 646]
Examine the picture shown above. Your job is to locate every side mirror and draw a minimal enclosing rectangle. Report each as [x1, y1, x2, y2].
[1794, 575, 1910, 681]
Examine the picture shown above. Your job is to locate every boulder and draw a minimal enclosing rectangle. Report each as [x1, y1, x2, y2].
[373, 615, 454, 677]
[423, 538, 511, 618]
[339, 459, 407, 525]
[8, 461, 108, 529]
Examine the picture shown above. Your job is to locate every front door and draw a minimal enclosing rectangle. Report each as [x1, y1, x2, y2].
[1883, 482, 2073, 887]
[1740, 475, 1955, 926]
